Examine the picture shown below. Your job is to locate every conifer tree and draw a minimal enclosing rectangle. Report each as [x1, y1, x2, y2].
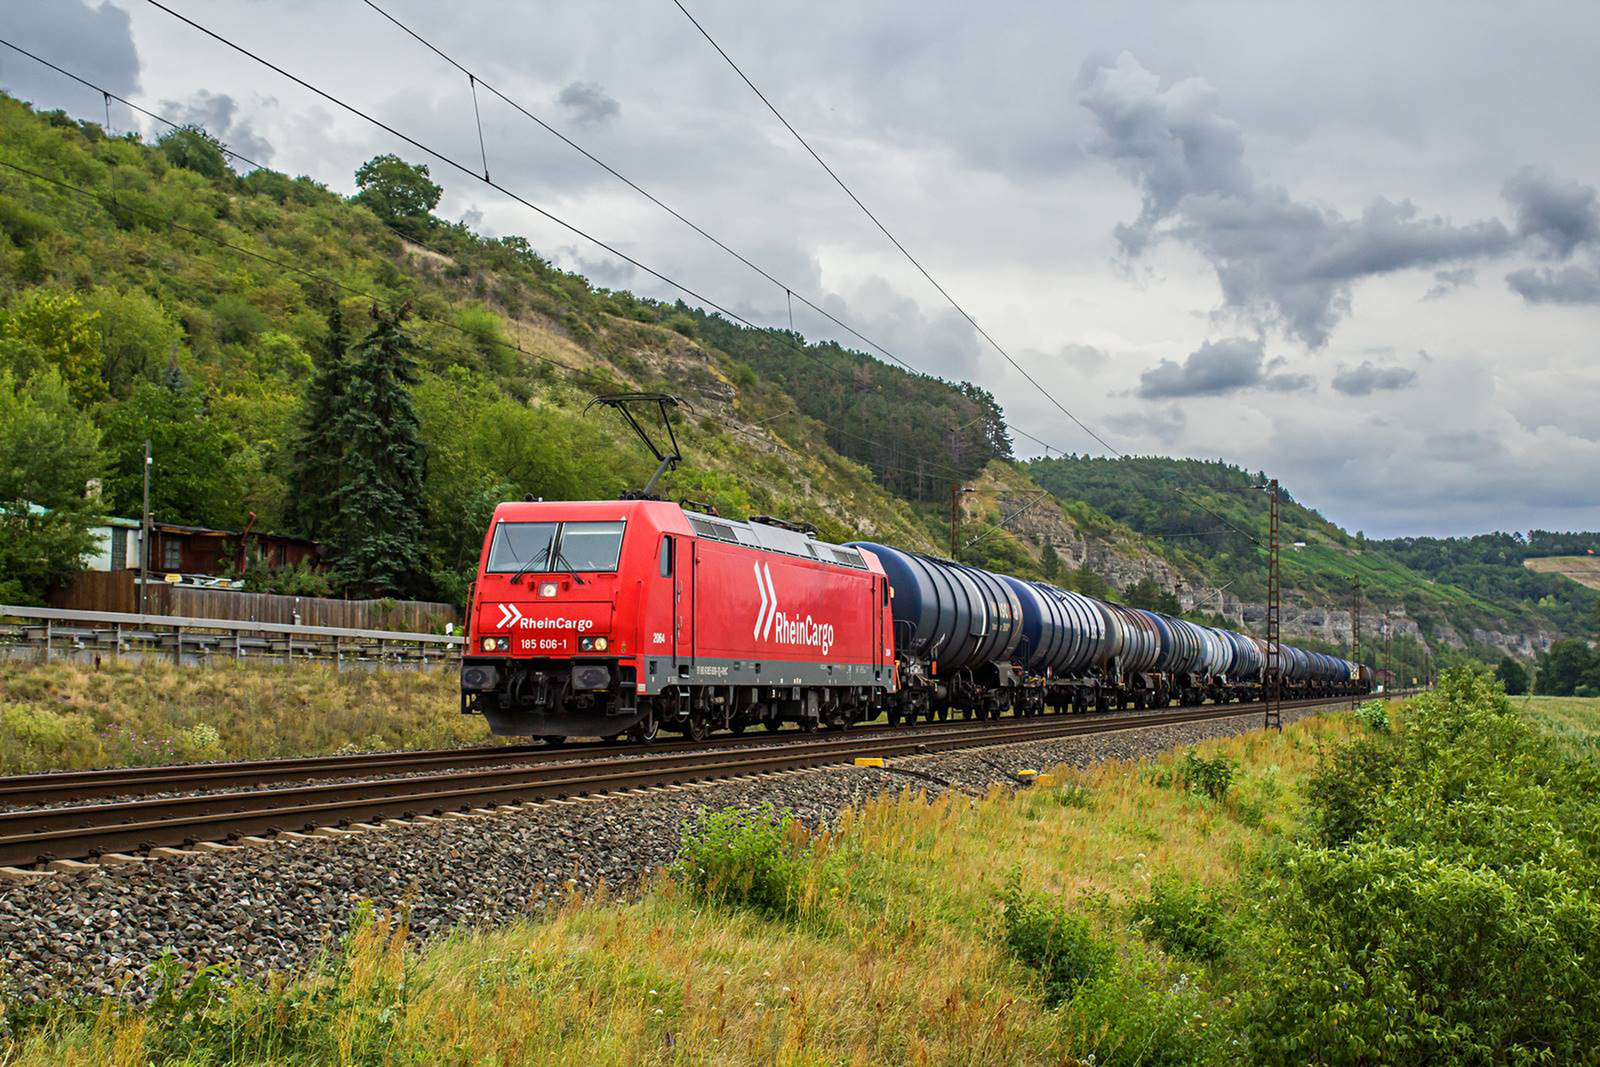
[1039, 539, 1061, 581]
[324, 305, 429, 596]
[291, 302, 429, 596]
[289, 301, 351, 541]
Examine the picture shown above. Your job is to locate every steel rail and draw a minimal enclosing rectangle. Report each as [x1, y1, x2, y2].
[0, 696, 1370, 867]
[0, 693, 1372, 805]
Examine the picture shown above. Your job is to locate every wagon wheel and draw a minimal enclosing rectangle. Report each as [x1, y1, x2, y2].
[763, 718, 782, 732]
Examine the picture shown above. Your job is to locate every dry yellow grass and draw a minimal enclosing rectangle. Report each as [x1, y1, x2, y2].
[1522, 554, 1600, 590]
[0, 659, 490, 772]
[3, 709, 1384, 1065]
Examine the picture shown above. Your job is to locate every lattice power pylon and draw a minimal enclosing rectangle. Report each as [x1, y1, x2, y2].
[1264, 478, 1282, 731]
[1351, 578, 1362, 708]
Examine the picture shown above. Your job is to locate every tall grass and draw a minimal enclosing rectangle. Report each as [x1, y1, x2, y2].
[0, 659, 483, 772]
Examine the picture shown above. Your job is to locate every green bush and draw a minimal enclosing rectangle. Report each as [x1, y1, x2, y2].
[673, 803, 814, 920]
[1244, 843, 1600, 1064]
[1178, 746, 1234, 800]
[997, 873, 1114, 1005]
[1352, 698, 1391, 733]
[1302, 734, 1399, 846]
[1130, 876, 1229, 962]
[1246, 667, 1600, 1062]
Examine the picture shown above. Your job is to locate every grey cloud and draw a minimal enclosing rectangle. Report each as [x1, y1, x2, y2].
[1110, 403, 1186, 445]
[1425, 267, 1476, 299]
[159, 91, 274, 169]
[1137, 337, 1310, 398]
[816, 276, 982, 381]
[1505, 265, 1600, 305]
[1423, 429, 1502, 463]
[1081, 53, 1513, 347]
[1262, 372, 1314, 392]
[1059, 342, 1108, 375]
[556, 81, 620, 127]
[1331, 361, 1419, 396]
[0, 0, 138, 119]
[1502, 166, 1600, 258]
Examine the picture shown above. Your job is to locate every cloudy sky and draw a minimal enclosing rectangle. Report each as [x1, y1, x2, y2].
[4, 1, 1599, 538]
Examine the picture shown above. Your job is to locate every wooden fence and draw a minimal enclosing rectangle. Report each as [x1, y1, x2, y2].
[49, 571, 459, 632]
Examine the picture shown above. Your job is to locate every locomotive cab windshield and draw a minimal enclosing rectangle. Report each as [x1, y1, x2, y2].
[487, 520, 624, 579]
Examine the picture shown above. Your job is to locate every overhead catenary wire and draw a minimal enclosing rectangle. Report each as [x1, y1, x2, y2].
[666, 0, 1260, 544]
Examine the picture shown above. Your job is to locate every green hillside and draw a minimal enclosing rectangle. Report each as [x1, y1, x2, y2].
[1028, 455, 1600, 650]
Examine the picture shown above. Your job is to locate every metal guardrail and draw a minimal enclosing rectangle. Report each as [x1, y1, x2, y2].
[0, 604, 462, 670]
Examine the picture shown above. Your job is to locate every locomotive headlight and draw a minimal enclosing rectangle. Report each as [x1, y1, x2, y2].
[539, 581, 559, 598]
[578, 636, 609, 652]
[592, 636, 608, 652]
[481, 636, 509, 652]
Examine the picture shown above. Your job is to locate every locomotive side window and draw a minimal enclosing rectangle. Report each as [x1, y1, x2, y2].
[485, 522, 556, 572]
[558, 521, 625, 571]
[659, 535, 673, 577]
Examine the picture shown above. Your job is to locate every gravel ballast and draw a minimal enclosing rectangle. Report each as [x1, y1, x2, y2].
[0, 706, 1324, 1001]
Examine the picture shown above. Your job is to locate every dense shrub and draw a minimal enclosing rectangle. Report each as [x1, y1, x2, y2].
[1245, 843, 1600, 1064]
[674, 804, 819, 920]
[1131, 876, 1229, 963]
[997, 874, 1114, 1005]
[1178, 746, 1234, 800]
[1302, 734, 1399, 846]
[1352, 698, 1391, 733]
[1246, 668, 1600, 1063]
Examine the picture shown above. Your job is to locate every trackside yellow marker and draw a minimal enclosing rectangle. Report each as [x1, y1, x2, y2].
[853, 757, 885, 767]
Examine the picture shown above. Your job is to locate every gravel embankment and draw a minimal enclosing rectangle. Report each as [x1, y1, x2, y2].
[0, 706, 1320, 1002]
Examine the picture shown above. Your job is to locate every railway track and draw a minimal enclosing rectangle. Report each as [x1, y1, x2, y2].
[0, 695, 1366, 868]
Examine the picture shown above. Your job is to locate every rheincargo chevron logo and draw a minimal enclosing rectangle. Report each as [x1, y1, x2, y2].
[753, 561, 776, 640]
[753, 561, 835, 655]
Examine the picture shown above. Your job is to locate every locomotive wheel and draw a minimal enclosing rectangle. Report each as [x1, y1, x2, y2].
[686, 716, 710, 743]
[728, 721, 746, 735]
[799, 717, 818, 734]
[764, 719, 782, 732]
[630, 712, 659, 745]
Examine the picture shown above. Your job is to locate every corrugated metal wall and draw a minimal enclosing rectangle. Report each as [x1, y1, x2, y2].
[48, 572, 459, 632]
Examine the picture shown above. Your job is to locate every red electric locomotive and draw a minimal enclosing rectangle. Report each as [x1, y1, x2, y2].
[460, 499, 896, 741]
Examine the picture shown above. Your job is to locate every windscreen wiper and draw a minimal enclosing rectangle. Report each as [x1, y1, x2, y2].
[507, 543, 551, 585]
[551, 544, 588, 586]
